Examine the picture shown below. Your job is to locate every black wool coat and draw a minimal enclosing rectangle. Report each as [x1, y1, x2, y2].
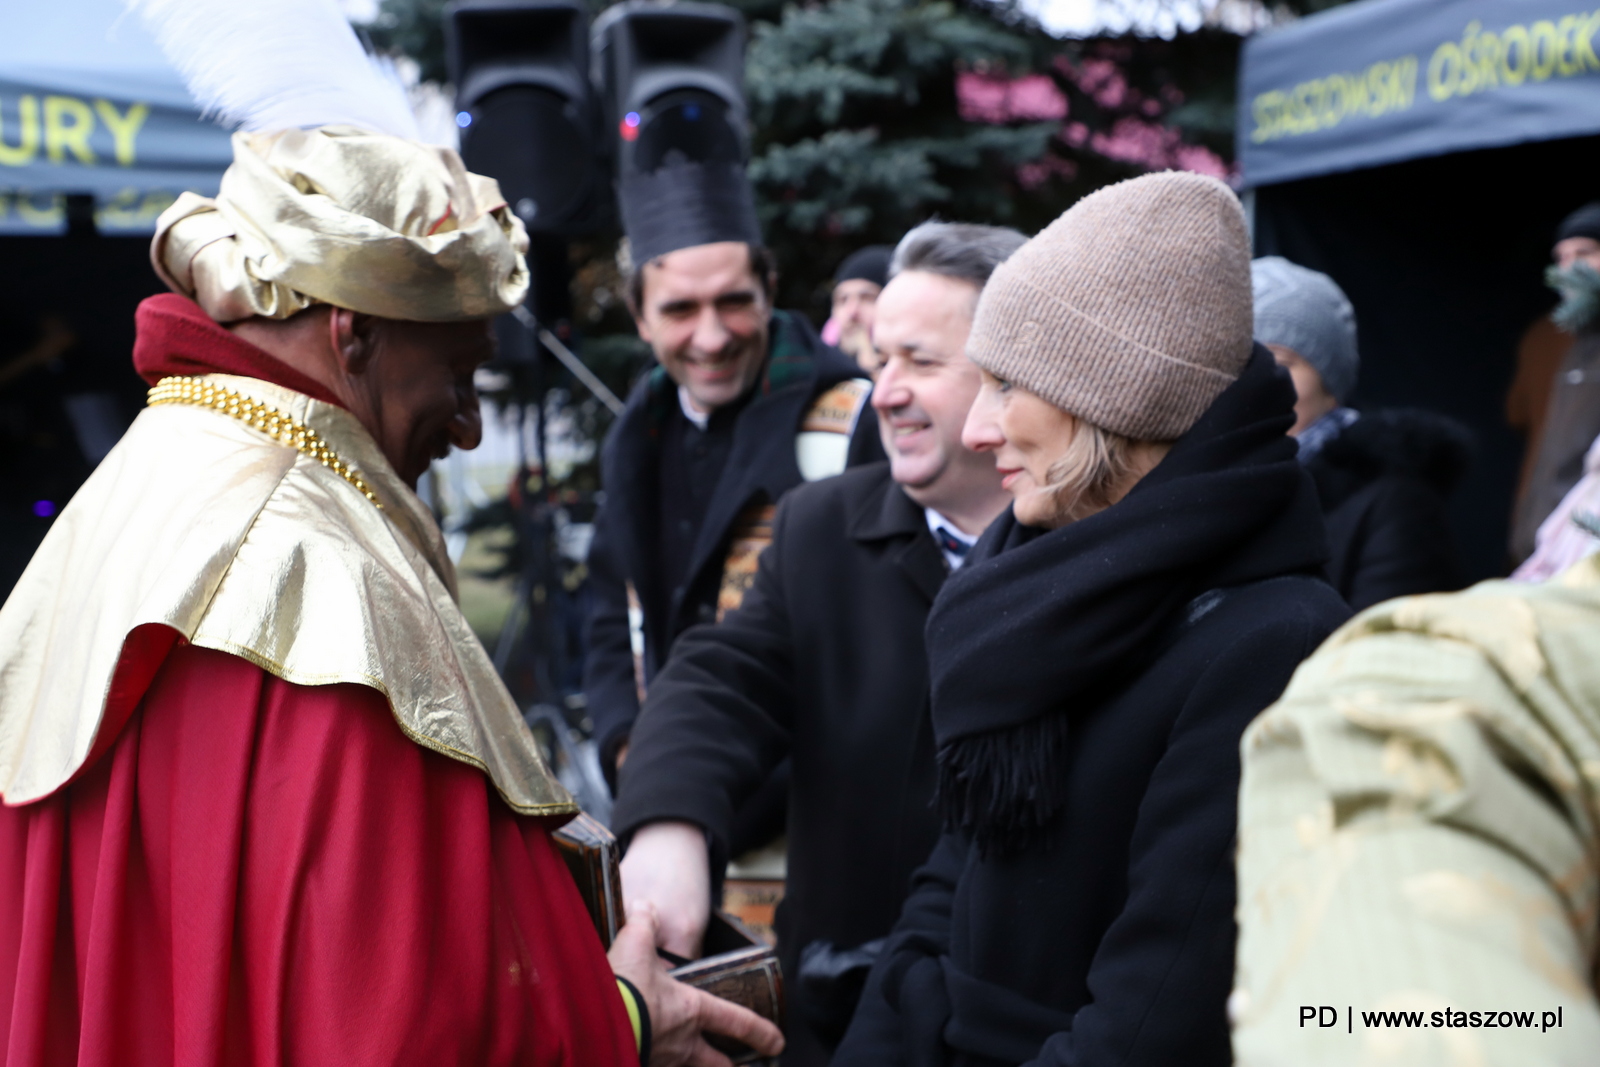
[613, 462, 948, 1066]
[1303, 408, 1471, 611]
[835, 347, 1351, 1067]
[582, 310, 879, 794]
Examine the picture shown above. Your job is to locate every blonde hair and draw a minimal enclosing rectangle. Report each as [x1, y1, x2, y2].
[1037, 420, 1143, 526]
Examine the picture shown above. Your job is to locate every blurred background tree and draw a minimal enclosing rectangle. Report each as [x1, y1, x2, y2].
[742, 0, 1062, 309]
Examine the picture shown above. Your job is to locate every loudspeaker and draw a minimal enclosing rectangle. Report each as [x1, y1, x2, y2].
[592, 2, 749, 180]
[447, 0, 612, 236]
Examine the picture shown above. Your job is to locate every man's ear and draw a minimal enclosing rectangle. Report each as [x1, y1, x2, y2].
[328, 308, 378, 375]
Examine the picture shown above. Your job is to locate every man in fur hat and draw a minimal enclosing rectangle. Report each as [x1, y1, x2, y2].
[582, 155, 881, 840]
[0, 126, 780, 1067]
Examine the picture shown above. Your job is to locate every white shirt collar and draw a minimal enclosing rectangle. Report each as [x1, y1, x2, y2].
[924, 508, 978, 570]
[678, 386, 710, 431]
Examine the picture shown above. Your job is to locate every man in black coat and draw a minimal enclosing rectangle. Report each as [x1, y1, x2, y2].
[612, 222, 1023, 1065]
[582, 161, 879, 843]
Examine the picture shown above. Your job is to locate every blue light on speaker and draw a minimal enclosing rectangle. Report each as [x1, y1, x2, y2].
[456, 111, 473, 128]
[683, 104, 701, 121]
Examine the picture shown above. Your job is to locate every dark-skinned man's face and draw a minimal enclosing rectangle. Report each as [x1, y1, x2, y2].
[359, 316, 495, 485]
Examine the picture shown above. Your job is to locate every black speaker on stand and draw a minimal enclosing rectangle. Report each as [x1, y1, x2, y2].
[447, 2, 613, 807]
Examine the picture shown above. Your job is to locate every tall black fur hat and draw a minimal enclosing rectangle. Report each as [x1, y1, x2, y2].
[620, 160, 762, 264]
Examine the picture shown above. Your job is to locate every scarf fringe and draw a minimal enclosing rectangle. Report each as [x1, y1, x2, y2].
[936, 711, 1072, 858]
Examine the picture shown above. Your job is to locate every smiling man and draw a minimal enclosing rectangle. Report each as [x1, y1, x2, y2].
[583, 162, 880, 833]
[611, 221, 1022, 1066]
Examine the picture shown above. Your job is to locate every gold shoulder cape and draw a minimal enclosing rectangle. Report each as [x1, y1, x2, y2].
[0, 374, 574, 814]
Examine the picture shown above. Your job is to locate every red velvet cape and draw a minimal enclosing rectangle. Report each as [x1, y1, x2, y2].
[0, 302, 637, 1067]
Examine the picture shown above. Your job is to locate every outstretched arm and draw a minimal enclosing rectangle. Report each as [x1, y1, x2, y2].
[610, 497, 803, 834]
[612, 496, 803, 954]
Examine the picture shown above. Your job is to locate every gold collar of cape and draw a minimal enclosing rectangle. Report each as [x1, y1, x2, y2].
[0, 374, 574, 814]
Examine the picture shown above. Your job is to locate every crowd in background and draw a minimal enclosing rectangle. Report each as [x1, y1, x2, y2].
[13, 0, 1600, 1057]
[579, 161, 1600, 1065]
[3, 112, 1600, 1062]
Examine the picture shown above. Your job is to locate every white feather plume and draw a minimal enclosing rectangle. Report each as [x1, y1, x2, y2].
[126, 0, 422, 140]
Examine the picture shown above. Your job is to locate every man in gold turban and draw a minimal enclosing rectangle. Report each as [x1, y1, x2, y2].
[0, 126, 781, 1067]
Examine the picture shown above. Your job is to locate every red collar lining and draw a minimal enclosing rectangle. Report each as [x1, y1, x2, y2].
[132, 294, 347, 409]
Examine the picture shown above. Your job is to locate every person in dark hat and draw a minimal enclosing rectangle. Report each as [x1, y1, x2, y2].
[583, 157, 882, 866]
[1510, 202, 1600, 562]
[828, 245, 893, 374]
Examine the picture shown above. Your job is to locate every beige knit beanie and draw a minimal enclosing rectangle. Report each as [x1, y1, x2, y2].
[967, 171, 1253, 442]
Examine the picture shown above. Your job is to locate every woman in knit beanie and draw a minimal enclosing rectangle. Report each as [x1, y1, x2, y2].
[833, 172, 1350, 1067]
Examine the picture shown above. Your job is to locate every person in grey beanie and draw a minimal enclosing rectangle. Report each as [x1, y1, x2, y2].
[1251, 256, 1358, 444]
[834, 172, 1349, 1067]
[1253, 256, 1469, 610]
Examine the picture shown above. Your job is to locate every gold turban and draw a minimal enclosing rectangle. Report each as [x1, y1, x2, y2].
[152, 126, 530, 323]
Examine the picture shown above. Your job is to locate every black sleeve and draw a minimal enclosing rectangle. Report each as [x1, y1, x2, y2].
[1025, 613, 1331, 1067]
[832, 833, 965, 1067]
[1343, 477, 1462, 612]
[581, 491, 642, 782]
[609, 493, 802, 861]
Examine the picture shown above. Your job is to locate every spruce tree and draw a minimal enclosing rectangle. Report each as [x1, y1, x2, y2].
[741, 0, 1064, 308]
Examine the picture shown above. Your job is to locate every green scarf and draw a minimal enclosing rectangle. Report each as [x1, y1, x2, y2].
[1546, 261, 1600, 334]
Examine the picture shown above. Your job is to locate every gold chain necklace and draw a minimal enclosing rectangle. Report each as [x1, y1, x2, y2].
[147, 376, 382, 510]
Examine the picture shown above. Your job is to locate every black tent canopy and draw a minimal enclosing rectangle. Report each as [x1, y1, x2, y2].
[1, 0, 230, 234]
[0, 0, 232, 595]
[1237, 0, 1600, 579]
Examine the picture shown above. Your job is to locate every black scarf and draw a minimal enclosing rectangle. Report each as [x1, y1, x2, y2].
[927, 345, 1328, 855]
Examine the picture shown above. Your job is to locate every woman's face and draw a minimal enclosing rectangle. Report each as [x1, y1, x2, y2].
[962, 368, 1081, 528]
